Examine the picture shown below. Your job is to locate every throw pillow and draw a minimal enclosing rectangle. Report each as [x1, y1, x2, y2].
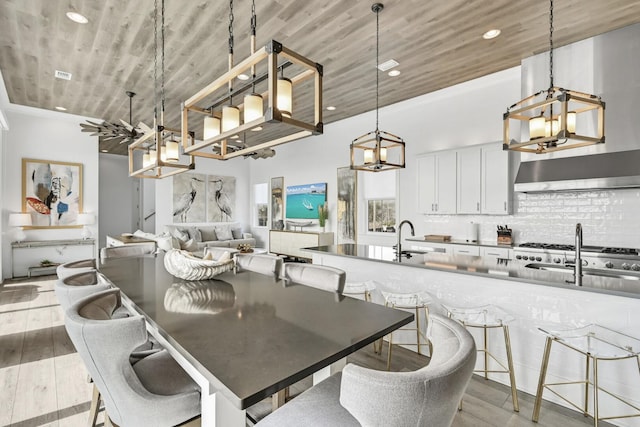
[187, 227, 203, 242]
[200, 228, 217, 241]
[231, 227, 242, 239]
[217, 251, 231, 262]
[155, 235, 173, 252]
[179, 238, 198, 252]
[215, 225, 233, 241]
[202, 251, 214, 260]
[169, 227, 189, 243]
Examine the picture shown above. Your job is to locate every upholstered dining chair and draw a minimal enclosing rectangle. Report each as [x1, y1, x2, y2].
[64, 289, 201, 427]
[282, 263, 346, 294]
[56, 258, 96, 279]
[256, 314, 477, 427]
[100, 245, 155, 259]
[235, 253, 284, 277]
[54, 270, 113, 311]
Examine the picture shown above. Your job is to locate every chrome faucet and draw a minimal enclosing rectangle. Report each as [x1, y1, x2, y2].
[396, 220, 415, 261]
[567, 223, 583, 286]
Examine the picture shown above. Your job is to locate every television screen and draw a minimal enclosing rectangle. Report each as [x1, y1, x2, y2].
[285, 182, 327, 219]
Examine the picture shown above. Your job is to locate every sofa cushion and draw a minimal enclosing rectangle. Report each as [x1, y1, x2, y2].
[215, 225, 233, 241]
[169, 227, 189, 243]
[231, 227, 243, 239]
[206, 240, 230, 248]
[187, 227, 203, 242]
[200, 227, 217, 241]
[179, 239, 198, 252]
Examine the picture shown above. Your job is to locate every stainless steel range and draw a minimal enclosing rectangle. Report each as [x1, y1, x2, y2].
[514, 243, 640, 271]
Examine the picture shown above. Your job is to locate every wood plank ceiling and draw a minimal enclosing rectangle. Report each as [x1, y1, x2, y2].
[1, 0, 640, 155]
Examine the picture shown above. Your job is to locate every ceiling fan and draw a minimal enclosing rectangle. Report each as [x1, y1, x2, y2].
[79, 91, 152, 144]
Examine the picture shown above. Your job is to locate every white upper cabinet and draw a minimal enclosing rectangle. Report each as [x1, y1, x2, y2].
[456, 146, 482, 214]
[481, 143, 511, 215]
[417, 151, 457, 214]
[418, 142, 511, 215]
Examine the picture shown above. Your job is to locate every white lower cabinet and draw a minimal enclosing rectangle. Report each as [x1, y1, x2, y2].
[480, 246, 512, 260]
[269, 230, 334, 259]
[452, 245, 481, 256]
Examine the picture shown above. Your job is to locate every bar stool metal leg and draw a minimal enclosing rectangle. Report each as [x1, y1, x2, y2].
[385, 304, 430, 371]
[503, 325, 519, 412]
[532, 336, 553, 422]
[584, 355, 590, 417]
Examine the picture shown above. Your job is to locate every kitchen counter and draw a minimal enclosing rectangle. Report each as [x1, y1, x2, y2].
[303, 244, 640, 299]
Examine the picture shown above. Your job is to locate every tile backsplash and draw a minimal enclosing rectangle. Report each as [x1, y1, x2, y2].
[422, 188, 640, 248]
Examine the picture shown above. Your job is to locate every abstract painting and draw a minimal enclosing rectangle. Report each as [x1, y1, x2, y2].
[206, 175, 236, 222]
[271, 176, 284, 228]
[173, 172, 206, 223]
[22, 158, 83, 228]
[337, 167, 357, 244]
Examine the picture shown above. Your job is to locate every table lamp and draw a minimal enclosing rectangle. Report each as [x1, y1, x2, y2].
[77, 213, 95, 239]
[8, 213, 32, 242]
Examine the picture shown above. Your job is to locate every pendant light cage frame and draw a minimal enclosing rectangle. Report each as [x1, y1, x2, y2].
[128, 126, 196, 179]
[350, 2, 406, 172]
[503, 0, 605, 154]
[128, 0, 195, 178]
[181, 39, 323, 160]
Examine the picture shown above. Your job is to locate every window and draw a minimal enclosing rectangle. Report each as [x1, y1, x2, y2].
[363, 170, 397, 234]
[254, 183, 268, 227]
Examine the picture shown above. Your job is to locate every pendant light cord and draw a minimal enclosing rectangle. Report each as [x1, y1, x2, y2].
[375, 5, 380, 132]
[153, 0, 158, 122]
[548, 0, 554, 90]
[161, 0, 165, 118]
[228, 0, 234, 103]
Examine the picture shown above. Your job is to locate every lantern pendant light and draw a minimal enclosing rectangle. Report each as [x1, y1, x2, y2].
[503, 0, 604, 154]
[243, 1, 264, 124]
[203, 111, 221, 140]
[350, 3, 405, 172]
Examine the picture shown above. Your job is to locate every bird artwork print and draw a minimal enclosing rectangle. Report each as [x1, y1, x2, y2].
[210, 178, 233, 222]
[173, 176, 204, 223]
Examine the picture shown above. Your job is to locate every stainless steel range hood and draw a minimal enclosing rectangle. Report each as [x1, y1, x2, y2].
[514, 150, 640, 192]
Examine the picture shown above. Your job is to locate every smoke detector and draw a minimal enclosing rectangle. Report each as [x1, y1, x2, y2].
[55, 70, 72, 80]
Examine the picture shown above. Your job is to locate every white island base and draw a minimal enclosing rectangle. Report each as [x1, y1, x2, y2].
[312, 251, 640, 427]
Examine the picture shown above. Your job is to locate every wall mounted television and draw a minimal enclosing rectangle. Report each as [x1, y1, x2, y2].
[285, 182, 327, 219]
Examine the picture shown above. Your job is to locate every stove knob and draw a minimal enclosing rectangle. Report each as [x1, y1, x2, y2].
[553, 257, 561, 264]
[632, 264, 640, 271]
[622, 263, 631, 270]
[582, 259, 589, 266]
[604, 261, 614, 269]
[516, 255, 522, 260]
[536, 256, 542, 262]
[522, 255, 529, 260]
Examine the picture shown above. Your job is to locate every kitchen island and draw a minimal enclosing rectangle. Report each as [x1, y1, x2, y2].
[305, 244, 640, 424]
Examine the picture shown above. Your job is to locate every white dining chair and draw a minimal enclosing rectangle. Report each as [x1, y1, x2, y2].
[56, 258, 96, 279]
[235, 253, 283, 277]
[282, 263, 346, 294]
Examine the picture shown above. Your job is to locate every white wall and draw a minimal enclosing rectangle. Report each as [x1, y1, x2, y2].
[98, 153, 139, 248]
[248, 66, 522, 246]
[1, 109, 99, 278]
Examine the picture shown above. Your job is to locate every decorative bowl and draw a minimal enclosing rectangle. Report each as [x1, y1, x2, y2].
[164, 249, 234, 280]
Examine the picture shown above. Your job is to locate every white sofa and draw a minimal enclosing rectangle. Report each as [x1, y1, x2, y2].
[165, 224, 256, 252]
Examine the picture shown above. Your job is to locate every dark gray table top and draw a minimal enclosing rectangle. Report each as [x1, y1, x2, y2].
[99, 255, 413, 409]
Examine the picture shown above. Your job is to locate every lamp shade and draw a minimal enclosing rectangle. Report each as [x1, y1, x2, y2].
[277, 78, 293, 118]
[77, 213, 95, 225]
[244, 93, 263, 123]
[203, 116, 221, 140]
[166, 140, 180, 162]
[143, 151, 151, 167]
[9, 213, 32, 227]
[222, 106, 240, 132]
[149, 149, 157, 163]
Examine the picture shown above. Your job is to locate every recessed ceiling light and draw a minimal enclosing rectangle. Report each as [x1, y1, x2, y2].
[230, 135, 239, 139]
[55, 106, 67, 111]
[100, 149, 109, 153]
[251, 126, 263, 131]
[482, 29, 501, 40]
[388, 70, 401, 77]
[66, 11, 88, 24]
[237, 74, 250, 81]
[326, 106, 336, 111]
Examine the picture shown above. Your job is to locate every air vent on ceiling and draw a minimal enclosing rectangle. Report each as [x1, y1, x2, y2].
[54, 70, 72, 80]
[377, 59, 399, 72]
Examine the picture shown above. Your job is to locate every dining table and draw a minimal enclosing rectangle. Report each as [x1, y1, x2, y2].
[99, 254, 414, 427]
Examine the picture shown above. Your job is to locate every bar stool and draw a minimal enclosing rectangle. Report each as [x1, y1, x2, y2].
[382, 291, 435, 370]
[532, 324, 640, 426]
[344, 281, 382, 354]
[56, 258, 96, 279]
[445, 304, 519, 412]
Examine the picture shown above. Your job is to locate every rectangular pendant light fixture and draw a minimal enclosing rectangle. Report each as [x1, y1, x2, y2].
[128, 125, 195, 179]
[181, 40, 323, 160]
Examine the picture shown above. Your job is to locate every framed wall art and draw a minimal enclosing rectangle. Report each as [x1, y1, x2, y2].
[22, 158, 83, 228]
[271, 176, 284, 229]
[337, 167, 357, 244]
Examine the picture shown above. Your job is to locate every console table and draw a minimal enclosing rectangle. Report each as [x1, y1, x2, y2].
[11, 239, 95, 278]
[269, 230, 333, 260]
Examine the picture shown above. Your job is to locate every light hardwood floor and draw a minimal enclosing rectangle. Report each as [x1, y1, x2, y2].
[0, 276, 612, 427]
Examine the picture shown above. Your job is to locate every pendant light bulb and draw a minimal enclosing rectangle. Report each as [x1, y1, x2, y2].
[166, 138, 179, 162]
[244, 93, 263, 123]
[143, 151, 151, 167]
[204, 116, 221, 140]
[160, 145, 167, 162]
[277, 77, 293, 118]
[149, 149, 157, 163]
[529, 115, 546, 139]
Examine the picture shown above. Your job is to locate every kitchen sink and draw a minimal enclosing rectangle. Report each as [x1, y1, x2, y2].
[525, 263, 640, 280]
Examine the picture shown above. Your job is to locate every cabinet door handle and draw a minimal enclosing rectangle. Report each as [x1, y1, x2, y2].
[458, 250, 470, 253]
[477, 202, 480, 211]
[431, 203, 434, 211]
[435, 203, 438, 211]
[504, 201, 507, 211]
[487, 252, 500, 256]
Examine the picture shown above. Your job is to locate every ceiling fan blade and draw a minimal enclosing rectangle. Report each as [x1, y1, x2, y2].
[85, 120, 106, 127]
[137, 122, 153, 134]
[119, 119, 134, 132]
